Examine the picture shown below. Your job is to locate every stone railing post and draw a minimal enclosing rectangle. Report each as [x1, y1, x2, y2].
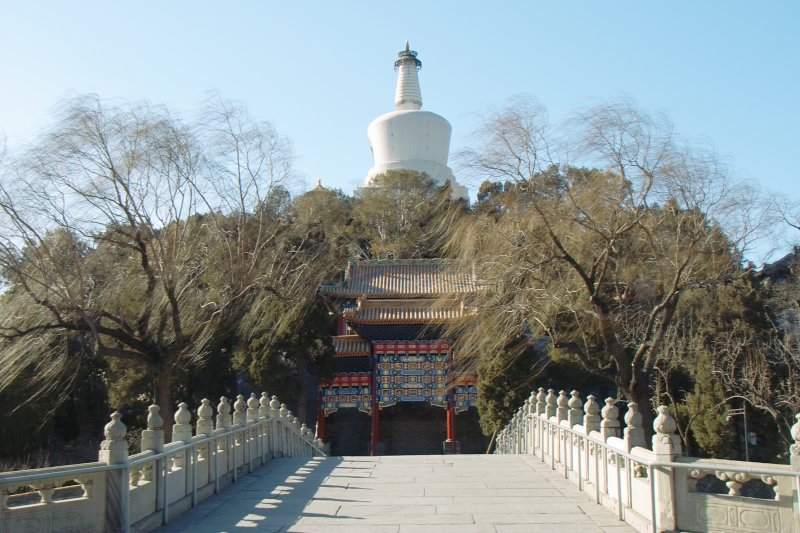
[259, 392, 270, 418]
[291, 414, 300, 456]
[652, 405, 681, 532]
[258, 392, 270, 460]
[287, 412, 295, 457]
[524, 393, 535, 453]
[214, 397, 232, 476]
[301, 424, 311, 455]
[99, 411, 129, 464]
[246, 394, 259, 462]
[568, 391, 583, 427]
[623, 402, 646, 451]
[545, 389, 557, 419]
[536, 387, 546, 415]
[600, 398, 620, 440]
[583, 395, 601, 434]
[315, 437, 324, 455]
[196, 399, 214, 437]
[139, 405, 164, 510]
[141, 405, 164, 452]
[269, 395, 280, 457]
[292, 416, 301, 456]
[194, 399, 214, 467]
[556, 390, 569, 423]
[216, 397, 232, 430]
[247, 393, 259, 423]
[233, 395, 247, 426]
[279, 404, 289, 456]
[98, 412, 128, 532]
[172, 402, 193, 443]
[269, 395, 280, 419]
[172, 402, 192, 470]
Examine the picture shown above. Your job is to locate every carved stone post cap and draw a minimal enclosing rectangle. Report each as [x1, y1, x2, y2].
[104, 411, 127, 441]
[247, 393, 259, 411]
[624, 402, 643, 428]
[147, 405, 163, 430]
[557, 390, 569, 407]
[653, 405, 677, 435]
[270, 395, 281, 409]
[174, 402, 192, 425]
[218, 396, 231, 414]
[568, 390, 582, 409]
[234, 394, 247, 412]
[260, 392, 270, 408]
[584, 395, 600, 415]
[601, 398, 619, 421]
[198, 398, 213, 420]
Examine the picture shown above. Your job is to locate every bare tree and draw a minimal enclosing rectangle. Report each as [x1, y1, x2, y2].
[0, 95, 302, 434]
[445, 99, 772, 429]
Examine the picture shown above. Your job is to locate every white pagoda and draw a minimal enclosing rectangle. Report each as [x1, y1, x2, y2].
[364, 43, 468, 199]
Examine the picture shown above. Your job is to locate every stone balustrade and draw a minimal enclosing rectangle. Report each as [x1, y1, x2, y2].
[0, 391, 324, 533]
[495, 388, 800, 533]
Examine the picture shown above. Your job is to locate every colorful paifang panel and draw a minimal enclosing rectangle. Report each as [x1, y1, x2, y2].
[376, 353, 448, 407]
[455, 385, 478, 410]
[321, 372, 371, 415]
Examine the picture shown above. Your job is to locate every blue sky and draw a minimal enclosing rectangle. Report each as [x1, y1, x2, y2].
[1, 1, 797, 261]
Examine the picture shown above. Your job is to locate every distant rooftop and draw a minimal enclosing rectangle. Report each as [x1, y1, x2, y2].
[320, 259, 479, 299]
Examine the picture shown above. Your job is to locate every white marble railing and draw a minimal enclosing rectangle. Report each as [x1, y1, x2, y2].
[0, 392, 324, 533]
[494, 388, 800, 533]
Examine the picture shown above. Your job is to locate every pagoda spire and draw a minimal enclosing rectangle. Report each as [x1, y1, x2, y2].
[394, 41, 422, 111]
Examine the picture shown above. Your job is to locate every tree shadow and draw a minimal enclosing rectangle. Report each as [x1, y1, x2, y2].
[158, 456, 376, 531]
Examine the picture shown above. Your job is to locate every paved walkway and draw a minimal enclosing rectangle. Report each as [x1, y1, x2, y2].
[158, 454, 637, 532]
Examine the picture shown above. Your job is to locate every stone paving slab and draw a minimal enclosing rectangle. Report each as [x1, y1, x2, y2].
[157, 455, 638, 532]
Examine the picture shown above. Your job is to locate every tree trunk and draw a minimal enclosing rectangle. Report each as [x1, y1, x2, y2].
[628, 378, 654, 444]
[156, 370, 174, 441]
[297, 367, 309, 424]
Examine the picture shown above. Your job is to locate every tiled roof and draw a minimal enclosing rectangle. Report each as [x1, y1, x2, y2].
[332, 335, 371, 357]
[343, 299, 468, 325]
[320, 259, 479, 299]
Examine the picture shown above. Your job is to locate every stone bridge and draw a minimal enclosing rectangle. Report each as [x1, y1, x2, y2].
[158, 454, 632, 533]
[1, 390, 799, 533]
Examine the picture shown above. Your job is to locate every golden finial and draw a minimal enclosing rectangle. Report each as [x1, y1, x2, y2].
[314, 178, 324, 191]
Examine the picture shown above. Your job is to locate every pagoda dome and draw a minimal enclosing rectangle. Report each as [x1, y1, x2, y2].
[364, 43, 467, 199]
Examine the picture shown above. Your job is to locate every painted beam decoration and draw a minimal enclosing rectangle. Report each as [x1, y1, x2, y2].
[454, 374, 479, 412]
[373, 342, 453, 408]
[320, 372, 371, 415]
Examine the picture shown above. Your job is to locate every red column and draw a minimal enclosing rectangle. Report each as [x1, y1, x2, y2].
[446, 389, 457, 453]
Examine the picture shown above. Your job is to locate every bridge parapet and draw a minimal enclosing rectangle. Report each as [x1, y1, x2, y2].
[0, 392, 324, 532]
[495, 389, 800, 533]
